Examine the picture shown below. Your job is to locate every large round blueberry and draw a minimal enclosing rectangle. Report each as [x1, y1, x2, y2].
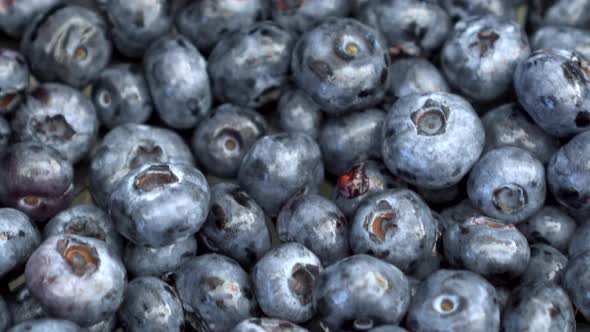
[231, 318, 308, 332]
[123, 236, 197, 278]
[519, 243, 568, 286]
[7, 319, 80, 332]
[532, 25, 590, 60]
[517, 206, 577, 254]
[277, 88, 323, 139]
[0, 0, 59, 37]
[0, 208, 40, 277]
[389, 57, 449, 99]
[270, 0, 350, 35]
[0, 49, 29, 114]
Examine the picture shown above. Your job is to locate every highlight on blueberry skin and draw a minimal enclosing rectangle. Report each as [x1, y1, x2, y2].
[277, 88, 323, 139]
[230, 318, 309, 332]
[388, 57, 450, 99]
[0, 48, 29, 114]
[123, 235, 196, 278]
[6, 318, 81, 332]
[517, 206, 577, 254]
[518, 243, 568, 286]
[0, 116, 10, 152]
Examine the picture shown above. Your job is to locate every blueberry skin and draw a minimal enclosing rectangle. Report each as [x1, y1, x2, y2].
[118, 277, 184, 332]
[176, 0, 267, 54]
[92, 64, 153, 129]
[543, 0, 590, 28]
[253, 243, 322, 323]
[514, 49, 590, 137]
[519, 244, 568, 286]
[382, 92, 484, 189]
[0, 142, 74, 221]
[502, 282, 575, 332]
[332, 160, 405, 219]
[174, 254, 258, 332]
[0, 0, 59, 37]
[406, 269, 500, 332]
[351, 189, 437, 273]
[6, 286, 47, 325]
[495, 286, 511, 312]
[368, 326, 407, 332]
[7, 319, 81, 332]
[439, 199, 480, 231]
[277, 89, 323, 139]
[238, 133, 324, 217]
[0, 208, 40, 278]
[517, 206, 577, 254]
[444, 216, 530, 284]
[25, 234, 127, 327]
[191, 104, 268, 178]
[482, 103, 560, 164]
[357, 0, 450, 56]
[209, 22, 294, 108]
[563, 250, 590, 320]
[0, 116, 10, 151]
[21, 5, 112, 87]
[277, 193, 349, 265]
[314, 255, 410, 331]
[568, 222, 590, 257]
[389, 58, 449, 99]
[12, 83, 98, 163]
[231, 318, 308, 332]
[43, 204, 124, 256]
[439, 0, 517, 22]
[144, 35, 211, 129]
[97, 0, 172, 57]
[468, 147, 546, 223]
[124, 236, 196, 278]
[320, 108, 385, 175]
[82, 315, 117, 332]
[270, 0, 350, 35]
[90, 124, 194, 208]
[0, 49, 29, 114]
[532, 26, 590, 60]
[292, 18, 389, 114]
[0, 295, 10, 332]
[110, 162, 210, 247]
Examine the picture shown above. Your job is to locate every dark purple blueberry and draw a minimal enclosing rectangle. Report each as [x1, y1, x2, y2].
[124, 236, 197, 278]
[0, 295, 9, 332]
[0, 48, 29, 114]
[0, 0, 59, 37]
[7, 319, 80, 332]
[0, 208, 40, 278]
[389, 57, 449, 99]
[517, 206, 577, 254]
[277, 88, 323, 139]
[543, 0, 590, 28]
[439, 199, 480, 231]
[519, 243, 568, 286]
[563, 250, 590, 320]
[439, 0, 517, 22]
[0, 116, 11, 152]
[532, 25, 590, 60]
[231, 318, 308, 332]
[270, 0, 350, 35]
[568, 221, 590, 257]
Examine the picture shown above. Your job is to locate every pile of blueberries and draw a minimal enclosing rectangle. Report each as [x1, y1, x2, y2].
[4, 0, 590, 331]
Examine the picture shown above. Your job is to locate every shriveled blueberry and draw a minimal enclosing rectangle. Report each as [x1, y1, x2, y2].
[389, 58, 449, 99]
[0, 208, 40, 277]
[91, 64, 152, 129]
[0, 295, 9, 332]
[406, 269, 500, 332]
[292, 18, 389, 114]
[0, 142, 74, 221]
[174, 254, 258, 332]
[7, 319, 80, 332]
[517, 206, 576, 254]
[320, 108, 385, 175]
[6, 286, 46, 325]
[21, 5, 112, 87]
[439, 0, 517, 22]
[238, 133, 324, 217]
[270, 0, 350, 35]
[192, 104, 268, 178]
[568, 221, 590, 257]
[468, 147, 546, 223]
[368, 326, 407, 332]
[519, 244, 568, 286]
[0, 49, 29, 114]
[439, 199, 480, 231]
[12, 83, 98, 163]
[358, 0, 450, 56]
[382, 92, 484, 189]
[482, 103, 560, 164]
[532, 26, 590, 60]
[563, 250, 590, 320]
[313, 255, 410, 330]
[277, 88, 323, 139]
[231, 318, 308, 332]
[503, 282, 575, 332]
[0, 116, 10, 151]
[144, 35, 211, 129]
[0, 0, 59, 37]
[118, 276, 184, 332]
[110, 162, 210, 247]
[514, 49, 590, 137]
[25, 234, 127, 327]
[543, 0, 590, 28]
[176, 0, 267, 54]
[351, 189, 437, 273]
[209, 22, 294, 108]
[90, 124, 194, 208]
[124, 236, 197, 278]
[444, 216, 530, 284]
[199, 183, 271, 268]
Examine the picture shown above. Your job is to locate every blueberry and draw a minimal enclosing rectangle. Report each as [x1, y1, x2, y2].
[0, 142, 74, 221]
[0, 208, 40, 278]
[90, 123, 194, 208]
[109, 162, 210, 247]
[118, 276, 184, 332]
[270, 0, 351, 35]
[514, 49, 590, 137]
[320, 108, 385, 175]
[313, 255, 410, 330]
[82, 316, 117, 332]
[291, 18, 389, 114]
[6, 286, 46, 325]
[7, 319, 81, 332]
[350, 189, 437, 273]
[144, 35, 211, 129]
[238, 133, 324, 217]
[191, 104, 268, 178]
[208, 22, 294, 108]
[357, 0, 450, 56]
[543, 0, 590, 28]
[0, 116, 10, 151]
[277, 193, 349, 265]
[482, 103, 560, 164]
[444, 216, 530, 284]
[406, 269, 500, 332]
[439, 0, 517, 22]
[411, 211, 444, 280]
[25, 234, 127, 326]
[277, 88, 323, 139]
[517, 206, 577, 254]
[231, 318, 308, 332]
[12, 83, 98, 163]
[174, 254, 258, 332]
[91, 64, 153, 129]
[382, 92, 484, 189]
[563, 250, 590, 320]
[502, 282, 575, 332]
[519, 243, 568, 286]
[532, 26, 590, 60]
[568, 221, 590, 257]
[21, 5, 112, 87]
[0, 0, 59, 37]
[439, 199, 480, 231]
[389, 57, 449, 99]
[0, 49, 29, 114]
[368, 326, 407, 332]
[468, 147, 546, 223]
[43, 204, 124, 256]
[124, 236, 197, 278]
[176, 0, 268, 54]
[495, 286, 511, 312]
[0, 295, 10, 332]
